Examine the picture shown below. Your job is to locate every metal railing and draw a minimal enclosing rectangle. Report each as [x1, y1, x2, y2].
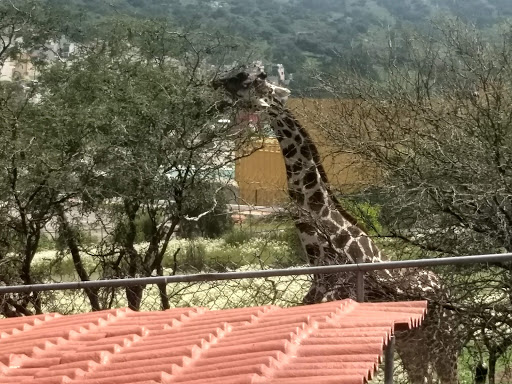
[2, 252, 512, 300]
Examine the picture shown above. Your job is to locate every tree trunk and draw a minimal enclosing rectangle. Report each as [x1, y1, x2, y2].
[488, 349, 497, 384]
[21, 232, 41, 314]
[126, 286, 144, 311]
[124, 199, 143, 310]
[58, 206, 101, 311]
[475, 362, 488, 384]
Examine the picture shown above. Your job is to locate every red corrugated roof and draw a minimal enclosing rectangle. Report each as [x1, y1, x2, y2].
[0, 299, 426, 384]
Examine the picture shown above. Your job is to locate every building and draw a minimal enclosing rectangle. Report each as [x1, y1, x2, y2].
[0, 37, 75, 82]
[267, 63, 292, 86]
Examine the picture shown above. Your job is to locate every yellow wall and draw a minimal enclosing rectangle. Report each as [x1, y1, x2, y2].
[235, 139, 287, 206]
[235, 99, 377, 206]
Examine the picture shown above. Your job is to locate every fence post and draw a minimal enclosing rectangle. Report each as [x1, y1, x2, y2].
[356, 270, 364, 302]
[356, 255, 365, 302]
[384, 336, 395, 384]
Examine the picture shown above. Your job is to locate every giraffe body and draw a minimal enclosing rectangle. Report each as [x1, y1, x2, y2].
[213, 67, 460, 384]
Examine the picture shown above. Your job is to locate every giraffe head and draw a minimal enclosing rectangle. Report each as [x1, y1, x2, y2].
[212, 65, 291, 109]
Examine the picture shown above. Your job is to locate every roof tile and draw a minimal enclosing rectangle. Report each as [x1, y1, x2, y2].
[0, 299, 426, 384]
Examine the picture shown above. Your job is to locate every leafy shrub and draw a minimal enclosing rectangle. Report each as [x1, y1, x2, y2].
[112, 212, 156, 244]
[179, 242, 206, 272]
[203, 247, 241, 272]
[223, 228, 252, 246]
[265, 227, 307, 267]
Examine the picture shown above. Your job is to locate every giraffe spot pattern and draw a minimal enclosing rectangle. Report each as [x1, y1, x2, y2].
[291, 159, 303, 174]
[308, 190, 325, 213]
[305, 243, 321, 258]
[300, 145, 313, 160]
[282, 144, 297, 158]
[270, 104, 386, 284]
[285, 164, 292, 179]
[359, 236, 374, 259]
[258, 98, 441, 337]
[348, 241, 365, 262]
[303, 169, 318, 188]
[332, 230, 352, 250]
[322, 218, 341, 235]
[296, 222, 317, 236]
[370, 241, 380, 257]
[330, 210, 352, 228]
[289, 189, 305, 205]
[283, 116, 296, 128]
[347, 226, 362, 238]
[323, 246, 337, 260]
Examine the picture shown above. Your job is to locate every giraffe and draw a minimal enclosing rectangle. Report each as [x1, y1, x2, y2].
[212, 66, 462, 384]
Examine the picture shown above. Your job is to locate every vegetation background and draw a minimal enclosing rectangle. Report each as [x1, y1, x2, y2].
[49, 0, 512, 90]
[3, 1, 512, 383]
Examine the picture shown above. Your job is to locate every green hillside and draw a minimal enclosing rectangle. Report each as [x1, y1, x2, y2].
[50, 0, 512, 88]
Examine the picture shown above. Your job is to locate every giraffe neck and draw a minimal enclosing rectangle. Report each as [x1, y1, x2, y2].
[262, 98, 441, 305]
[266, 99, 385, 266]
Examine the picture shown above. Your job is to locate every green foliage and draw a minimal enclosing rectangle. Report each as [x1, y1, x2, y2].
[337, 198, 383, 235]
[0, 6, 253, 313]
[134, 213, 155, 243]
[223, 228, 252, 246]
[180, 242, 207, 272]
[49, 0, 512, 91]
[262, 226, 307, 266]
[158, 217, 307, 273]
[38, 235, 57, 251]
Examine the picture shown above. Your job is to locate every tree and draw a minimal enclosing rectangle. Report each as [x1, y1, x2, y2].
[0, 0, 87, 316]
[0, 9, 256, 314]
[33, 17, 255, 311]
[314, 18, 512, 381]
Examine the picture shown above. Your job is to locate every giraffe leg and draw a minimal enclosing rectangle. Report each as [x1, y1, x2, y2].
[396, 329, 433, 384]
[435, 353, 459, 384]
[424, 310, 461, 384]
[396, 312, 462, 384]
[303, 276, 326, 304]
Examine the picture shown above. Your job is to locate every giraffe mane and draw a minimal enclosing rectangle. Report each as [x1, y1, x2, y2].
[290, 111, 362, 229]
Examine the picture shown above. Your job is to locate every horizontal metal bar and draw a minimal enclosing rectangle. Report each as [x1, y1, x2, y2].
[1, 253, 511, 294]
